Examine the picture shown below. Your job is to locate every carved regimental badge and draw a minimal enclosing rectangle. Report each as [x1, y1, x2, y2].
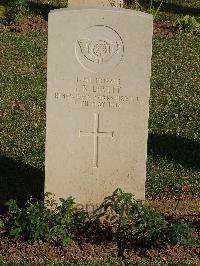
[75, 25, 124, 73]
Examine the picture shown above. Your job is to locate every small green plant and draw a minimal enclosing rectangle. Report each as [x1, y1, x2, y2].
[1, 0, 30, 23]
[129, 0, 143, 10]
[0, 5, 6, 21]
[6, 193, 87, 246]
[147, 0, 164, 19]
[169, 223, 198, 247]
[0, 218, 5, 229]
[173, 15, 200, 34]
[98, 189, 168, 255]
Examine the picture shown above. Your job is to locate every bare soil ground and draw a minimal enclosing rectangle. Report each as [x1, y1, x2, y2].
[0, 16, 48, 33]
[148, 197, 200, 222]
[0, 239, 200, 263]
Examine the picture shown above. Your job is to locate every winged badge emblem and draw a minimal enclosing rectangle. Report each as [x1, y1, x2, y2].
[77, 38, 121, 64]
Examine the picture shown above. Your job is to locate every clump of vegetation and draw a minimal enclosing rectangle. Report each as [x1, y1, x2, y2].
[6, 193, 87, 246]
[95, 189, 199, 255]
[3, 189, 199, 254]
[97, 188, 168, 255]
[0, 0, 30, 23]
[173, 15, 200, 34]
[168, 223, 198, 247]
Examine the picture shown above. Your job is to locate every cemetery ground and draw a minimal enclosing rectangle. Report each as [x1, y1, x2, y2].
[0, 1, 200, 265]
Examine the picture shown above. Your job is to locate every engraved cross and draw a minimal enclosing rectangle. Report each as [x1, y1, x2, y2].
[79, 113, 114, 168]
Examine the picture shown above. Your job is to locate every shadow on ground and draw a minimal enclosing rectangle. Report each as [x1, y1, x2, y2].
[148, 133, 200, 172]
[0, 134, 199, 213]
[135, 0, 200, 16]
[0, 155, 44, 213]
[28, 2, 63, 20]
[0, 0, 63, 21]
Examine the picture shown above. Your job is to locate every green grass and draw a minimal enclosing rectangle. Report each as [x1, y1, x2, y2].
[147, 34, 200, 197]
[0, 33, 47, 205]
[0, 33, 199, 204]
[0, 33, 46, 169]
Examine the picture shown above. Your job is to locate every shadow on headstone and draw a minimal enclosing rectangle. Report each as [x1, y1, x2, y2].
[148, 133, 200, 171]
[0, 155, 44, 214]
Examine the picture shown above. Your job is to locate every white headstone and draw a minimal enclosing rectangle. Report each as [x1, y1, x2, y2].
[45, 7, 153, 208]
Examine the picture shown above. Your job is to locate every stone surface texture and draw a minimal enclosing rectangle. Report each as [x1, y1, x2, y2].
[45, 7, 153, 208]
